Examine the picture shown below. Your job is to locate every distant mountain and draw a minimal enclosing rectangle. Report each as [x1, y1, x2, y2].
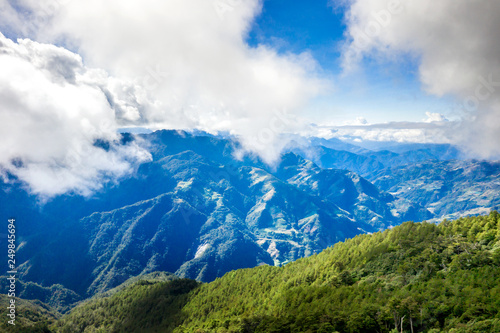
[368, 160, 500, 220]
[291, 143, 464, 177]
[290, 145, 386, 176]
[275, 153, 431, 228]
[338, 140, 463, 158]
[307, 136, 371, 154]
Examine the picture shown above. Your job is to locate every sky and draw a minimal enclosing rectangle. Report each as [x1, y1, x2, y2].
[0, 0, 499, 196]
[245, 0, 456, 124]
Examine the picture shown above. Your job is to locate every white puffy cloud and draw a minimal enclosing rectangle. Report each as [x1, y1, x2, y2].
[341, 0, 500, 158]
[1, 0, 327, 164]
[0, 33, 151, 196]
[0, 0, 329, 195]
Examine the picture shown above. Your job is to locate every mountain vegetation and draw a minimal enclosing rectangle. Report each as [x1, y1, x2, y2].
[51, 212, 500, 333]
[2, 131, 500, 322]
[4, 131, 435, 298]
[0, 278, 81, 313]
[0, 294, 59, 332]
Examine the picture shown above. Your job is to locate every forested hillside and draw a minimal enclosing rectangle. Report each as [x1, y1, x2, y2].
[0, 295, 59, 332]
[53, 212, 500, 333]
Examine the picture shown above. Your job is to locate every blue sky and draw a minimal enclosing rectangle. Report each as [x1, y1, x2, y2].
[247, 0, 345, 68]
[245, 0, 455, 124]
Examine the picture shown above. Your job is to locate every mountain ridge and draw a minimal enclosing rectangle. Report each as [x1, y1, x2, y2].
[2, 130, 499, 304]
[52, 212, 500, 333]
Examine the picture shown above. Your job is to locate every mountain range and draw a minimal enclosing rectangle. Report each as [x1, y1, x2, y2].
[1, 130, 499, 307]
[4, 212, 500, 332]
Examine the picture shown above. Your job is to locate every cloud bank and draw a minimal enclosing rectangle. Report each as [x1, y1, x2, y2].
[327, 122, 455, 144]
[0, 32, 151, 196]
[341, 0, 500, 158]
[3, 0, 326, 157]
[0, 0, 327, 195]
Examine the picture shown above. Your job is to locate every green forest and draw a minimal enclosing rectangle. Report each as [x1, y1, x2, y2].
[4, 212, 500, 332]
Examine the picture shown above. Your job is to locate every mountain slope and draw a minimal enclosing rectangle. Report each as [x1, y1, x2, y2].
[21, 151, 371, 294]
[3, 130, 499, 302]
[368, 160, 500, 220]
[0, 295, 59, 332]
[290, 142, 463, 177]
[0, 278, 81, 313]
[11, 131, 428, 296]
[55, 211, 500, 333]
[276, 153, 432, 228]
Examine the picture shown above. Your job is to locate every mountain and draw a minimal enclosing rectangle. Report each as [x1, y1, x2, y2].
[2, 130, 499, 304]
[0, 272, 176, 332]
[0, 278, 81, 313]
[275, 153, 431, 228]
[13, 132, 420, 297]
[55, 212, 500, 333]
[291, 145, 387, 176]
[337, 140, 463, 159]
[368, 160, 500, 220]
[290, 143, 464, 178]
[0, 294, 59, 332]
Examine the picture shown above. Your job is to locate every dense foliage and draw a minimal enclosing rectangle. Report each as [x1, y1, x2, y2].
[54, 212, 500, 332]
[0, 278, 81, 313]
[0, 295, 59, 332]
[56, 279, 199, 333]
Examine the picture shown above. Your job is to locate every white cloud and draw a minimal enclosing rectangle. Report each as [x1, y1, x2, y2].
[0, 33, 151, 197]
[1, 0, 327, 165]
[322, 121, 455, 144]
[341, 0, 500, 158]
[0, 0, 329, 195]
[423, 112, 448, 123]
